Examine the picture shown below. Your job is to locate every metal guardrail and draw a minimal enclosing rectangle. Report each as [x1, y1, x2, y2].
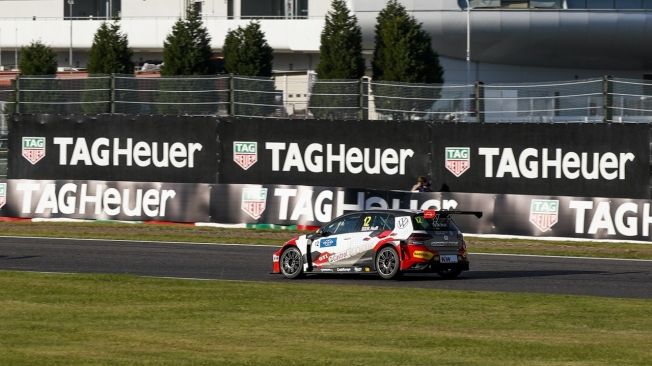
[1, 74, 652, 123]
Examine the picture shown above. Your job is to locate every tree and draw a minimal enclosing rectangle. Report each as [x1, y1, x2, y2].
[310, 0, 365, 120]
[223, 21, 273, 77]
[161, 5, 214, 76]
[372, 0, 444, 119]
[316, 0, 364, 80]
[223, 21, 279, 117]
[157, 5, 216, 114]
[87, 22, 134, 74]
[11, 41, 58, 113]
[19, 41, 57, 75]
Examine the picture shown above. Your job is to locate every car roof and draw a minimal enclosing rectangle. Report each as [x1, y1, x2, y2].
[355, 208, 417, 215]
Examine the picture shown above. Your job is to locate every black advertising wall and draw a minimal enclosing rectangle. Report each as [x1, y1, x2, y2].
[6, 116, 652, 197]
[217, 118, 432, 190]
[209, 184, 495, 231]
[3, 179, 652, 241]
[430, 123, 650, 199]
[8, 114, 219, 183]
[209, 184, 652, 241]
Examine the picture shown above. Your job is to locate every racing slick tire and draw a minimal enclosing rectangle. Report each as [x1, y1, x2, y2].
[375, 246, 401, 280]
[280, 246, 304, 279]
[437, 268, 462, 279]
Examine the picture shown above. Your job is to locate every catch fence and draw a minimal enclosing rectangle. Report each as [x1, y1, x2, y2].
[1, 74, 652, 124]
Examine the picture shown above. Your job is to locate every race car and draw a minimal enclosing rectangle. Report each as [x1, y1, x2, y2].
[272, 209, 482, 280]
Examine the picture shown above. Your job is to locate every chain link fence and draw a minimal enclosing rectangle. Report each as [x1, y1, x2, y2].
[1, 74, 652, 123]
[114, 74, 230, 115]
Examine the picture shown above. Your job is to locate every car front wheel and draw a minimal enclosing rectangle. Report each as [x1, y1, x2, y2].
[280, 246, 304, 279]
[376, 246, 401, 280]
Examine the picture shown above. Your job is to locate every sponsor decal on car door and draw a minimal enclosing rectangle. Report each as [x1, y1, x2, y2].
[312, 235, 352, 271]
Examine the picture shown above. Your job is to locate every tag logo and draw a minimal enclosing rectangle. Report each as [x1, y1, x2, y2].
[319, 238, 337, 248]
[233, 141, 257, 170]
[529, 199, 559, 232]
[241, 186, 267, 220]
[22, 137, 46, 165]
[445, 147, 470, 177]
[0, 183, 6, 209]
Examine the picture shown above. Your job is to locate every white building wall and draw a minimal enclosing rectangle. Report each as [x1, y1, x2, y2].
[0, 0, 61, 18]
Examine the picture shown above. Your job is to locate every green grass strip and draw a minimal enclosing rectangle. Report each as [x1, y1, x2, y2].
[0, 271, 650, 366]
[0, 221, 651, 259]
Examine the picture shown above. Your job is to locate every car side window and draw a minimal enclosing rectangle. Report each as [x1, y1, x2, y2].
[383, 215, 395, 230]
[323, 214, 361, 235]
[360, 214, 395, 231]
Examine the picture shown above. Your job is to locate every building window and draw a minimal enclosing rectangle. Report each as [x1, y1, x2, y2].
[242, 0, 284, 18]
[464, 0, 652, 9]
[241, 0, 308, 18]
[64, 0, 121, 19]
[227, 0, 233, 18]
[465, 0, 563, 9]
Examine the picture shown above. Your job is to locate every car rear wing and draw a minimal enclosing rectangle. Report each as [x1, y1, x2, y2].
[422, 210, 483, 219]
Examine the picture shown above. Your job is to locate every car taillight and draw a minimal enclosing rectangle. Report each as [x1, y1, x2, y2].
[458, 240, 467, 256]
[406, 233, 432, 245]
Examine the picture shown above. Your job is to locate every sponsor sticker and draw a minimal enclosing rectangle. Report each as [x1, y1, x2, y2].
[445, 147, 470, 177]
[233, 141, 258, 170]
[319, 238, 337, 248]
[413, 250, 434, 260]
[22, 137, 46, 165]
[272, 254, 279, 262]
[241, 186, 268, 220]
[0, 183, 6, 209]
[529, 199, 559, 232]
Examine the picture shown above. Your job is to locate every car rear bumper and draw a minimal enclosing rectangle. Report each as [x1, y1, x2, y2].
[400, 244, 469, 272]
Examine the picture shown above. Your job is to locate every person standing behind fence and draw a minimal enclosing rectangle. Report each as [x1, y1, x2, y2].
[411, 176, 432, 192]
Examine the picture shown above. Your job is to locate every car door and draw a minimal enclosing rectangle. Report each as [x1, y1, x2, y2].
[311, 213, 361, 271]
[352, 213, 395, 269]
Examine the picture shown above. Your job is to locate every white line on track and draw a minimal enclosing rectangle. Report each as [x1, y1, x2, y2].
[472, 252, 652, 263]
[0, 235, 271, 248]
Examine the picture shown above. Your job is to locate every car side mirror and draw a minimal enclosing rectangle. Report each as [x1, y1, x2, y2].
[306, 230, 326, 241]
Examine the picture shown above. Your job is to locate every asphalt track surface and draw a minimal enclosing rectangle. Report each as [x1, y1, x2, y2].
[0, 236, 650, 299]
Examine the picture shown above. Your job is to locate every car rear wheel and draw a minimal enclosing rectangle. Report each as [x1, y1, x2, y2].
[438, 268, 462, 279]
[280, 246, 304, 279]
[376, 246, 401, 280]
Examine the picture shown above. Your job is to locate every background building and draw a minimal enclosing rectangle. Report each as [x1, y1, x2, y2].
[0, 0, 652, 82]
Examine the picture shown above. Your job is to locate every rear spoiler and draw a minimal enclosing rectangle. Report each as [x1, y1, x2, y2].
[423, 210, 483, 219]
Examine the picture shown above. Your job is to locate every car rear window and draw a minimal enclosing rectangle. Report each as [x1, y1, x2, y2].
[412, 214, 454, 232]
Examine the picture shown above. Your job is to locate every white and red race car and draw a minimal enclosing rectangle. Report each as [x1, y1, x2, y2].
[272, 209, 482, 280]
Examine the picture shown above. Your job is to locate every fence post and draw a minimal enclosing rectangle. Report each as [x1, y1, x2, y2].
[474, 81, 484, 123]
[110, 73, 115, 114]
[14, 74, 20, 114]
[229, 73, 235, 117]
[358, 78, 364, 121]
[603, 75, 613, 123]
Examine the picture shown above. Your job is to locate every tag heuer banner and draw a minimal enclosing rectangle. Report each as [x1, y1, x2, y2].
[1, 179, 210, 222]
[217, 118, 432, 190]
[8, 115, 219, 183]
[430, 123, 649, 199]
[6, 117, 651, 198]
